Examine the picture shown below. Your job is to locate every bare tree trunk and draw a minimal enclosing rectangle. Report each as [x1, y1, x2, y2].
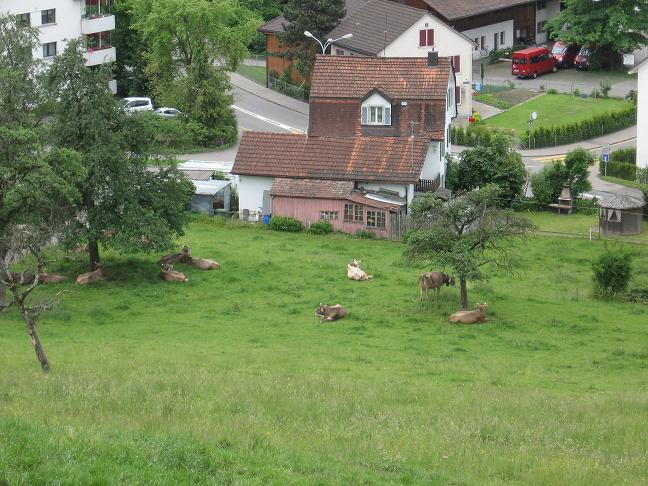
[0, 282, 5, 307]
[88, 238, 100, 271]
[460, 276, 469, 311]
[23, 310, 50, 373]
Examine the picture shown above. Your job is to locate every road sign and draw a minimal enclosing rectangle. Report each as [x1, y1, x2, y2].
[602, 153, 609, 163]
[602, 143, 610, 155]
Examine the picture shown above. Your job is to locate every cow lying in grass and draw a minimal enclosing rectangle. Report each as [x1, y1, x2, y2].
[315, 303, 348, 322]
[76, 264, 104, 285]
[347, 259, 372, 281]
[419, 271, 455, 300]
[448, 303, 488, 324]
[187, 257, 220, 270]
[159, 264, 188, 282]
[39, 271, 67, 283]
[158, 246, 191, 265]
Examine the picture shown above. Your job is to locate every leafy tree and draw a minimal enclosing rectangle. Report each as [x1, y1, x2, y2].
[45, 40, 194, 271]
[531, 147, 593, 205]
[592, 246, 633, 298]
[112, 0, 150, 96]
[450, 134, 527, 203]
[405, 186, 535, 310]
[546, 0, 648, 69]
[241, 0, 284, 20]
[280, 0, 346, 77]
[130, 0, 261, 143]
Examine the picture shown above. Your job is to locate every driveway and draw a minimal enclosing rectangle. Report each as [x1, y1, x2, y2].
[474, 60, 637, 98]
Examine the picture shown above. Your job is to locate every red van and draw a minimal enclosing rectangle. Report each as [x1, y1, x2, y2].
[551, 41, 580, 68]
[511, 46, 557, 78]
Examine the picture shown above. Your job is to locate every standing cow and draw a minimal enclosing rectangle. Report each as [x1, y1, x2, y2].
[419, 271, 455, 300]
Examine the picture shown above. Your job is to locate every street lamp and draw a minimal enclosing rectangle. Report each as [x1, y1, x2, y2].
[304, 31, 353, 54]
[528, 111, 537, 148]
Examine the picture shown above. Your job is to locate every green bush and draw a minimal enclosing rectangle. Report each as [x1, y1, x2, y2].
[523, 107, 636, 148]
[592, 247, 633, 299]
[138, 112, 209, 151]
[269, 216, 303, 232]
[307, 220, 333, 235]
[600, 160, 636, 180]
[474, 94, 513, 110]
[451, 124, 498, 146]
[572, 198, 598, 215]
[610, 148, 636, 165]
[637, 169, 648, 185]
[355, 229, 376, 239]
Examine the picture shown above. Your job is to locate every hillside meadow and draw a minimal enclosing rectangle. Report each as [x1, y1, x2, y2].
[1, 216, 647, 485]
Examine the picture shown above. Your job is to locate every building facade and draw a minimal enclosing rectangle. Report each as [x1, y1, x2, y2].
[630, 58, 647, 169]
[3, 0, 116, 92]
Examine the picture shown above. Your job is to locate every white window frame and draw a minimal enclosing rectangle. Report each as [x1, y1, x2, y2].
[41, 8, 56, 25]
[42, 42, 56, 58]
[361, 93, 392, 126]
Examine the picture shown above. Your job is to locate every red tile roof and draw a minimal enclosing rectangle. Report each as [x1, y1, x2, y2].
[310, 56, 452, 100]
[233, 132, 430, 184]
[270, 178, 354, 199]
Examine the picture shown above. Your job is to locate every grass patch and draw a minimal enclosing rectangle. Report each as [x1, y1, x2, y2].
[486, 93, 633, 135]
[236, 64, 267, 85]
[600, 176, 645, 190]
[1, 221, 648, 484]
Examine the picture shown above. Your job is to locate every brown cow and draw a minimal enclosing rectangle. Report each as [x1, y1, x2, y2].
[187, 257, 220, 270]
[159, 264, 188, 282]
[38, 272, 67, 283]
[449, 303, 488, 324]
[76, 264, 104, 285]
[347, 259, 372, 281]
[419, 271, 455, 300]
[315, 303, 348, 322]
[158, 246, 191, 265]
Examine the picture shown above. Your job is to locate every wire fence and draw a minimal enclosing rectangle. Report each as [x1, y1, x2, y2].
[267, 75, 309, 101]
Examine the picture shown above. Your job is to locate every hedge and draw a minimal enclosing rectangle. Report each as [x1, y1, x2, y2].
[451, 124, 498, 146]
[269, 216, 303, 232]
[598, 148, 638, 181]
[522, 107, 636, 149]
[307, 220, 333, 235]
[610, 147, 636, 165]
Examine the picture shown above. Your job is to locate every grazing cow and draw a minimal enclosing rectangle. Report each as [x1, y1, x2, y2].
[159, 264, 188, 282]
[187, 257, 220, 270]
[39, 272, 67, 284]
[158, 246, 191, 265]
[76, 264, 104, 285]
[315, 303, 348, 322]
[449, 303, 488, 324]
[419, 271, 455, 300]
[347, 259, 372, 281]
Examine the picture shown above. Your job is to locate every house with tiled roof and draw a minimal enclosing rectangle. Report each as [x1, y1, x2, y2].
[327, 0, 475, 117]
[232, 54, 457, 237]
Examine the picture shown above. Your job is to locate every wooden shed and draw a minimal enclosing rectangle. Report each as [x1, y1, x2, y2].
[598, 194, 645, 236]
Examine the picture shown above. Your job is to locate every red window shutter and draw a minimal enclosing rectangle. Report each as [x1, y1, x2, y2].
[419, 29, 426, 47]
[455, 86, 461, 105]
[427, 29, 434, 46]
[453, 55, 461, 72]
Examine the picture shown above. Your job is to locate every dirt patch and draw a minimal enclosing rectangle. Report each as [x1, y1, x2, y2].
[492, 89, 539, 106]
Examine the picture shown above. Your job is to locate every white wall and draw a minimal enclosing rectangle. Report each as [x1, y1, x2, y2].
[237, 175, 274, 215]
[536, 0, 561, 44]
[463, 20, 514, 59]
[357, 182, 407, 198]
[637, 64, 648, 169]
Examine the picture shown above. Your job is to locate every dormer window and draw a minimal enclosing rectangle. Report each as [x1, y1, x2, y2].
[361, 91, 392, 126]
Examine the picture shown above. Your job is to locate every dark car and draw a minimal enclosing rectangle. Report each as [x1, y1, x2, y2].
[551, 41, 580, 68]
[575, 43, 595, 70]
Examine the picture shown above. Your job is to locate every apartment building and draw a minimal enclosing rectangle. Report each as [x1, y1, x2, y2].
[3, 0, 117, 92]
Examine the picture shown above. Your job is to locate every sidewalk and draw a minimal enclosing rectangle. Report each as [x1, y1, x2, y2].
[229, 72, 309, 116]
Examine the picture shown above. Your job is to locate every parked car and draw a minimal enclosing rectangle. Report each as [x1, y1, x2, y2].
[122, 97, 153, 113]
[575, 43, 595, 70]
[155, 107, 183, 118]
[551, 41, 580, 68]
[511, 46, 557, 78]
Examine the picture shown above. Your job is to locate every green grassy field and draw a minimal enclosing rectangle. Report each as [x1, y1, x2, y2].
[236, 64, 267, 85]
[2, 217, 648, 484]
[485, 93, 633, 134]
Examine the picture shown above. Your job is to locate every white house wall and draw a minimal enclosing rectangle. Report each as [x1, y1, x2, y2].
[463, 20, 514, 60]
[535, 0, 562, 44]
[637, 64, 647, 169]
[238, 175, 274, 216]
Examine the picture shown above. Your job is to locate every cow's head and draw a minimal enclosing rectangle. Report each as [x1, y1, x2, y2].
[475, 303, 488, 312]
[351, 259, 361, 267]
[316, 303, 328, 317]
[446, 275, 456, 287]
[162, 263, 173, 271]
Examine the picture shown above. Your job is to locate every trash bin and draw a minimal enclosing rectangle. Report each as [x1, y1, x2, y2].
[262, 214, 271, 225]
[475, 81, 482, 92]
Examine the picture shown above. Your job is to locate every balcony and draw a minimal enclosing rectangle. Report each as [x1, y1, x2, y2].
[81, 14, 115, 35]
[84, 45, 116, 66]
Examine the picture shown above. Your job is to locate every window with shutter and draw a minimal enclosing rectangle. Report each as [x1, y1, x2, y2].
[455, 86, 461, 105]
[453, 55, 461, 73]
[427, 29, 434, 47]
[361, 106, 368, 124]
[419, 30, 426, 47]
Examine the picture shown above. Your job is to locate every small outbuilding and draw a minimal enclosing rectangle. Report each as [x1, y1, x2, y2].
[598, 194, 645, 236]
[190, 180, 231, 216]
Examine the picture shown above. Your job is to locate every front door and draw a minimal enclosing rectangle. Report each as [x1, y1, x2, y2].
[494, 33, 499, 52]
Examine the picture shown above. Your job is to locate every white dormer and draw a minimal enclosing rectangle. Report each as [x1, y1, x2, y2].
[361, 91, 392, 126]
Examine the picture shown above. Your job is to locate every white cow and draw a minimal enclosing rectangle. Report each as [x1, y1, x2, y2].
[347, 259, 372, 281]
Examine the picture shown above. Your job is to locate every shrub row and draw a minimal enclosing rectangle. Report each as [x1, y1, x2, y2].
[451, 124, 498, 146]
[269, 216, 303, 232]
[139, 112, 211, 152]
[522, 107, 636, 148]
[307, 220, 333, 235]
[474, 94, 513, 110]
[610, 147, 636, 165]
[599, 160, 636, 181]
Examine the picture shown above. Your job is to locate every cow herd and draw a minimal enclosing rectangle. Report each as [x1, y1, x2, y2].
[316, 262, 488, 325]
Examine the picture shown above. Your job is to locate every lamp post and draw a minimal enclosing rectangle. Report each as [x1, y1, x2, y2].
[304, 31, 353, 54]
[527, 111, 537, 149]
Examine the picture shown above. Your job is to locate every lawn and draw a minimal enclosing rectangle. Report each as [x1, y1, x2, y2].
[2, 217, 648, 484]
[236, 64, 267, 85]
[485, 93, 633, 134]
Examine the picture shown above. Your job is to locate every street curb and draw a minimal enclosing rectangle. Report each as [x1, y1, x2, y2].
[230, 76, 309, 117]
[522, 136, 637, 158]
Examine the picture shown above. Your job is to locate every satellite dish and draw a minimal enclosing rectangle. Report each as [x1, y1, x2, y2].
[531, 111, 538, 120]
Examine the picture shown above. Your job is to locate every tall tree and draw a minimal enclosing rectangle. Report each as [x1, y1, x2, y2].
[280, 0, 346, 78]
[112, 0, 150, 96]
[45, 40, 194, 271]
[546, 0, 648, 69]
[130, 0, 261, 143]
[405, 186, 535, 310]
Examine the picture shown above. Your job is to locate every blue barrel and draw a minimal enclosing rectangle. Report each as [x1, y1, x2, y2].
[262, 214, 271, 225]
